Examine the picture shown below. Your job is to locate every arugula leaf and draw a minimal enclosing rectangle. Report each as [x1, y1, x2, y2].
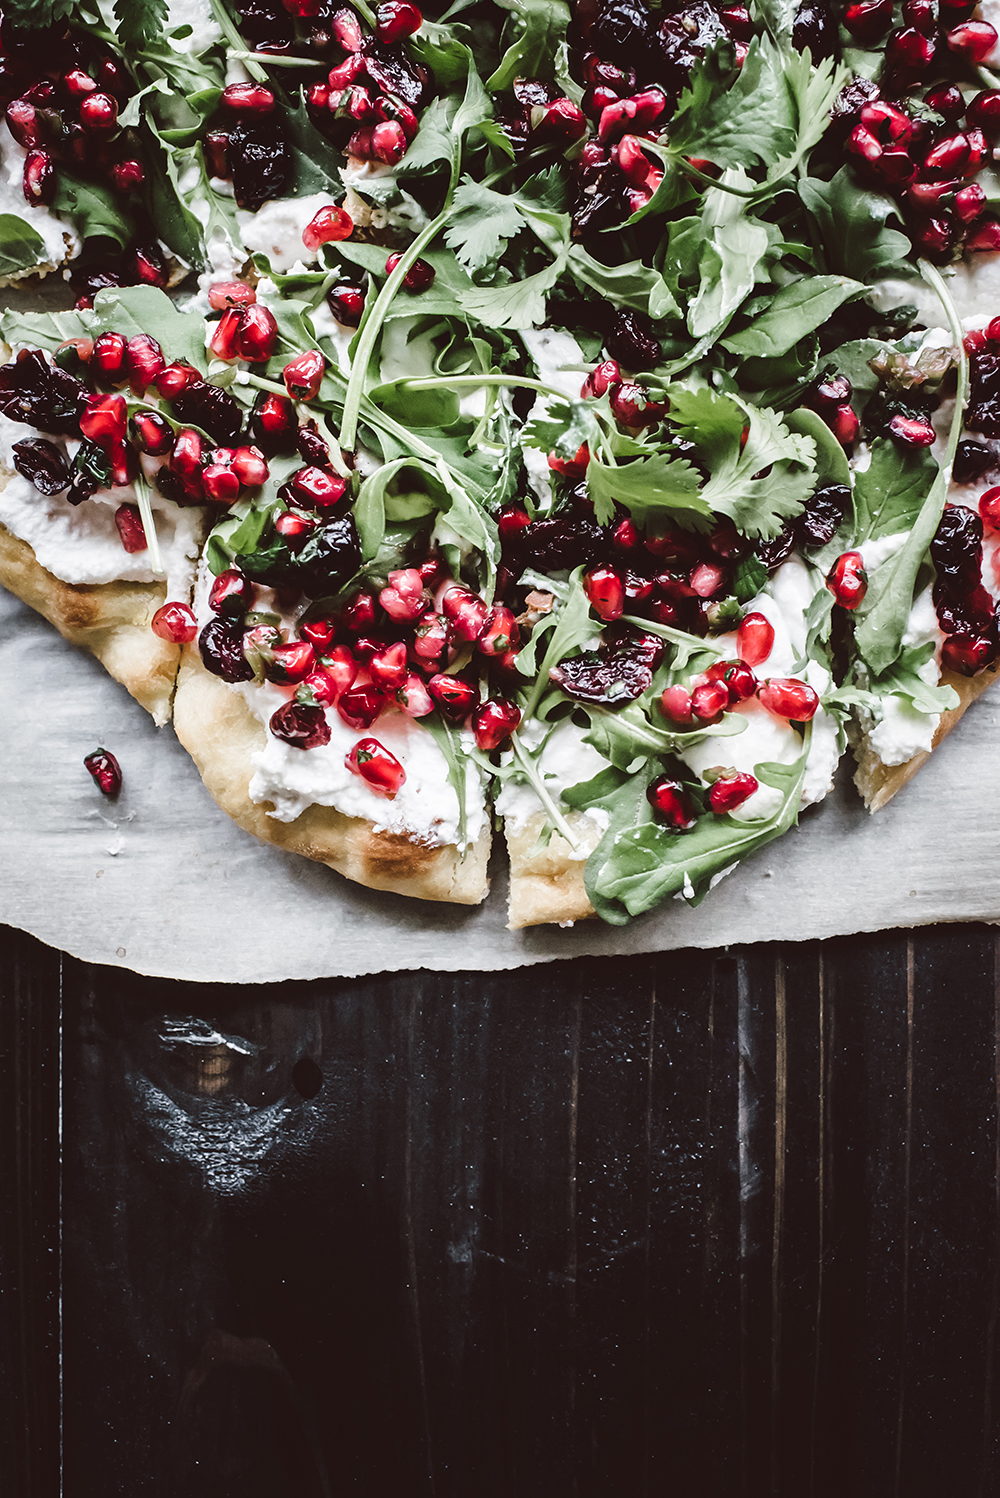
[722, 275, 865, 359]
[566, 246, 680, 320]
[571, 733, 810, 922]
[666, 386, 817, 538]
[422, 713, 472, 850]
[487, 0, 571, 90]
[0, 216, 47, 278]
[874, 643, 960, 715]
[587, 449, 712, 531]
[517, 570, 594, 715]
[852, 438, 939, 544]
[686, 170, 771, 340]
[669, 37, 797, 174]
[784, 407, 852, 487]
[582, 702, 746, 772]
[853, 464, 947, 673]
[114, 0, 168, 48]
[285, 96, 350, 197]
[799, 168, 913, 282]
[50, 171, 134, 252]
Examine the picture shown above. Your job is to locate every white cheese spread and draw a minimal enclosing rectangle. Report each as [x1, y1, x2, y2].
[494, 716, 612, 851]
[0, 131, 79, 278]
[236, 193, 337, 273]
[520, 328, 587, 507]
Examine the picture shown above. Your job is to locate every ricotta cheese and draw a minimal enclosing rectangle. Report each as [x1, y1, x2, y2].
[0, 132, 79, 278]
[493, 716, 612, 850]
[0, 416, 202, 598]
[237, 193, 339, 273]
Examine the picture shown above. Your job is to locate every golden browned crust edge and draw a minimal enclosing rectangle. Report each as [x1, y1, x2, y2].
[852, 659, 1000, 812]
[504, 810, 602, 929]
[172, 649, 491, 905]
[0, 521, 179, 725]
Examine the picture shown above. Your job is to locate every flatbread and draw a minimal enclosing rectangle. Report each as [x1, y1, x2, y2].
[504, 809, 604, 929]
[852, 660, 1000, 811]
[0, 520, 179, 725]
[172, 648, 491, 905]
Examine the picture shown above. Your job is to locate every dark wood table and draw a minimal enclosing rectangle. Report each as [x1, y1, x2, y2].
[3, 919, 998, 1496]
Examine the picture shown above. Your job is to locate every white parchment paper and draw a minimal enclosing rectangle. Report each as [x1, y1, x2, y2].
[3, 581, 1000, 980]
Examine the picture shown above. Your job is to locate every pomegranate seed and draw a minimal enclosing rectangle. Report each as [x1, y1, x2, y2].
[860, 100, 913, 142]
[84, 748, 122, 797]
[132, 410, 173, 456]
[221, 82, 276, 114]
[908, 178, 962, 207]
[93, 331, 127, 381]
[302, 204, 354, 253]
[689, 561, 726, 598]
[646, 776, 697, 830]
[251, 392, 297, 454]
[547, 444, 590, 478]
[234, 304, 278, 363]
[428, 672, 479, 720]
[706, 659, 757, 703]
[947, 19, 997, 61]
[886, 25, 936, 71]
[126, 334, 164, 393]
[114, 504, 147, 553]
[108, 441, 136, 490]
[810, 373, 853, 411]
[372, 121, 408, 164]
[111, 159, 145, 193]
[151, 601, 197, 643]
[926, 85, 965, 120]
[624, 571, 653, 602]
[270, 700, 331, 751]
[327, 282, 366, 326]
[924, 133, 970, 176]
[719, 3, 753, 37]
[369, 640, 410, 692]
[584, 565, 625, 620]
[660, 685, 694, 724]
[375, 0, 422, 44]
[81, 393, 127, 448]
[875, 149, 916, 185]
[346, 126, 375, 163]
[758, 677, 819, 721]
[967, 90, 1000, 134]
[331, 7, 364, 49]
[338, 684, 387, 730]
[979, 487, 1000, 530]
[346, 736, 406, 796]
[473, 699, 521, 751]
[829, 404, 861, 448]
[535, 97, 587, 143]
[889, 414, 937, 447]
[709, 772, 759, 814]
[610, 382, 662, 426]
[966, 216, 1000, 251]
[376, 96, 419, 141]
[131, 246, 167, 288]
[848, 123, 883, 163]
[205, 131, 230, 178]
[737, 611, 775, 667]
[955, 183, 986, 223]
[412, 611, 451, 665]
[441, 586, 489, 641]
[209, 281, 256, 311]
[419, 555, 448, 588]
[478, 606, 519, 657]
[307, 645, 359, 703]
[826, 550, 868, 609]
[915, 215, 956, 255]
[383, 252, 436, 293]
[966, 128, 990, 174]
[396, 673, 433, 716]
[283, 348, 325, 401]
[5, 99, 44, 149]
[79, 92, 117, 132]
[844, 0, 893, 36]
[298, 616, 337, 652]
[581, 358, 622, 399]
[210, 568, 253, 616]
[289, 466, 347, 509]
[941, 632, 997, 674]
[275, 511, 316, 546]
[691, 679, 730, 722]
[202, 463, 241, 502]
[342, 591, 378, 633]
[583, 83, 619, 117]
[328, 53, 368, 90]
[63, 67, 97, 98]
[380, 568, 428, 622]
[22, 150, 53, 206]
[902, 0, 936, 32]
[231, 446, 269, 486]
[156, 362, 199, 399]
[267, 641, 316, 683]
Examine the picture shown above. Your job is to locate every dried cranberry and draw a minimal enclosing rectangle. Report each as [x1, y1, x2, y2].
[298, 514, 363, 596]
[791, 0, 839, 59]
[12, 437, 70, 495]
[795, 483, 850, 549]
[604, 309, 660, 370]
[931, 504, 983, 586]
[757, 524, 796, 571]
[199, 617, 255, 682]
[170, 380, 243, 445]
[550, 649, 653, 704]
[953, 440, 998, 485]
[227, 118, 292, 212]
[520, 516, 608, 571]
[360, 38, 429, 108]
[270, 700, 332, 750]
[0, 349, 88, 436]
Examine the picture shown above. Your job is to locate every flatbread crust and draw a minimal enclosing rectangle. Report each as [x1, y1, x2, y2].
[852, 659, 1000, 811]
[172, 648, 491, 905]
[0, 520, 179, 725]
[504, 809, 603, 929]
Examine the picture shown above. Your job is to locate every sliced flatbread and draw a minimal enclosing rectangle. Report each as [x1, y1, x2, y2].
[172, 649, 491, 905]
[852, 660, 1000, 811]
[0, 520, 179, 724]
[504, 809, 603, 929]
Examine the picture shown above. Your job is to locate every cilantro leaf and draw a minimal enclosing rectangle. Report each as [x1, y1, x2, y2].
[458, 259, 564, 329]
[114, 0, 168, 48]
[586, 449, 712, 531]
[487, 0, 571, 90]
[0, 0, 73, 24]
[852, 438, 939, 544]
[445, 179, 528, 272]
[721, 275, 866, 359]
[669, 37, 797, 174]
[666, 386, 817, 539]
[767, 49, 849, 182]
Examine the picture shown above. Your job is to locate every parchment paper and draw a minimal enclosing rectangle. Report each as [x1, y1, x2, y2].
[3, 581, 1000, 981]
